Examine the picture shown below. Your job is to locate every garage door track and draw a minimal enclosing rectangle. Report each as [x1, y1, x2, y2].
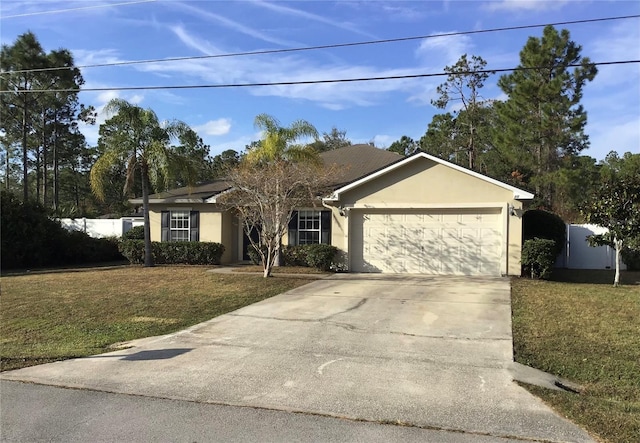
[1, 274, 593, 442]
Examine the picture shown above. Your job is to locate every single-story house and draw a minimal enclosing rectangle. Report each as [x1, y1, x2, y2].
[130, 144, 534, 275]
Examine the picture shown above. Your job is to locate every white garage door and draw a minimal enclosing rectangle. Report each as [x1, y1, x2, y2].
[351, 210, 503, 275]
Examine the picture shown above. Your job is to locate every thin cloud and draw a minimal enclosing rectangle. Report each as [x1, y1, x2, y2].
[153, 26, 425, 109]
[250, 0, 378, 39]
[194, 118, 232, 136]
[170, 25, 221, 55]
[170, 2, 295, 47]
[485, 0, 569, 12]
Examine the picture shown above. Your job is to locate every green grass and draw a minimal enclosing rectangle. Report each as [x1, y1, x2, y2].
[231, 265, 330, 274]
[0, 266, 316, 371]
[511, 271, 640, 443]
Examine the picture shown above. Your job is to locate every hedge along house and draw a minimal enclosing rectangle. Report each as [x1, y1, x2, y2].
[130, 144, 534, 275]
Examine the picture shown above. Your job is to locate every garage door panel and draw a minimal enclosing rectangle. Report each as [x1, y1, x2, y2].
[353, 209, 502, 275]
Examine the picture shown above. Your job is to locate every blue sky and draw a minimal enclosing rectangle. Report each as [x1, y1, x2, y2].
[1, 0, 639, 160]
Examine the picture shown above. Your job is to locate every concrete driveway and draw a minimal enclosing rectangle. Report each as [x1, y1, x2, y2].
[1, 274, 592, 442]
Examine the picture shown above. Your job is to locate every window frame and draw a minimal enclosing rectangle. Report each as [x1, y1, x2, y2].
[297, 209, 322, 245]
[169, 210, 191, 241]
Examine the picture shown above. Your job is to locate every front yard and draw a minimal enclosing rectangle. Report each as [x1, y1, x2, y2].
[0, 266, 317, 371]
[511, 271, 640, 443]
[3, 265, 638, 442]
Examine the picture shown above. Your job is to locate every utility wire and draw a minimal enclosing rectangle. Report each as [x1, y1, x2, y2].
[4, 14, 639, 75]
[4, 60, 638, 94]
[1, 0, 156, 19]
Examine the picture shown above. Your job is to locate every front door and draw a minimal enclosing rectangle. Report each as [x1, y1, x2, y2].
[242, 227, 260, 261]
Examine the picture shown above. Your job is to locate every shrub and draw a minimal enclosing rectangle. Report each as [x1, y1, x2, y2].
[246, 244, 268, 265]
[523, 209, 566, 256]
[621, 247, 640, 271]
[282, 244, 338, 271]
[1, 192, 124, 269]
[118, 240, 147, 265]
[281, 245, 308, 267]
[118, 240, 225, 265]
[522, 238, 556, 279]
[303, 244, 338, 271]
[123, 225, 145, 240]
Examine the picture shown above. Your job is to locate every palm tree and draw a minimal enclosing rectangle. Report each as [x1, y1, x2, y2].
[90, 98, 194, 267]
[246, 113, 320, 165]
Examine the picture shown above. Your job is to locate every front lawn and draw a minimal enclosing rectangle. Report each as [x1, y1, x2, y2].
[511, 271, 640, 443]
[0, 266, 316, 371]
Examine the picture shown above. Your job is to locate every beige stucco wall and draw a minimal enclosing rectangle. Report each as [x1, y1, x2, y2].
[328, 157, 525, 276]
[148, 203, 236, 264]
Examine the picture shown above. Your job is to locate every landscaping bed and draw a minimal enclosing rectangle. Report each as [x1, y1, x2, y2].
[1, 266, 317, 371]
[511, 270, 640, 443]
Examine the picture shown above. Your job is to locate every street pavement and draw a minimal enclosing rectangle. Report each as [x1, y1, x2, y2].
[1, 274, 594, 442]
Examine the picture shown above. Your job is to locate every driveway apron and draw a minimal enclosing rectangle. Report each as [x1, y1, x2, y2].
[1, 274, 593, 442]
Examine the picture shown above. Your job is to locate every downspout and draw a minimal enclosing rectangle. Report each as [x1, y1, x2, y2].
[322, 196, 349, 271]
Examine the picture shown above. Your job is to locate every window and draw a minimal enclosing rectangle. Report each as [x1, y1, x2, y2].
[161, 210, 199, 242]
[170, 210, 190, 241]
[288, 210, 331, 245]
[298, 210, 320, 244]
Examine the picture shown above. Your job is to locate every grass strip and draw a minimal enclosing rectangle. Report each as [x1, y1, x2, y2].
[511, 271, 640, 443]
[1, 266, 316, 371]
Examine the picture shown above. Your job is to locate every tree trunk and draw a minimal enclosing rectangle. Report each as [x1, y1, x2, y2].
[613, 238, 622, 287]
[5, 146, 10, 190]
[35, 146, 41, 203]
[141, 164, 154, 267]
[42, 109, 48, 206]
[22, 103, 28, 201]
[263, 240, 272, 278]
[53, 111, 59, 212]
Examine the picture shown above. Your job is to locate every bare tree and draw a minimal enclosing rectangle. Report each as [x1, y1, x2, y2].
[222, 159, 337, 278]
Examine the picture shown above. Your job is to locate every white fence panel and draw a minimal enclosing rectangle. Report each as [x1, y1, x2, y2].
[59, 217, 144, 238]
[555, 224, 627, 270]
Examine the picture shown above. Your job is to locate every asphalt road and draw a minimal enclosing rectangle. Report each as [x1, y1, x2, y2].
[1, 381, 522, 443]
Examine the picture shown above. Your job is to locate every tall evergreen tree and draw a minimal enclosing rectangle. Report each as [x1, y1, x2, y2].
[494, 25, 597, 207]
[0, 32, 47, 201]
[0, 32, 93, 207]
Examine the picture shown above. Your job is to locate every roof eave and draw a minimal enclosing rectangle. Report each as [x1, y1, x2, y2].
[322, 152, 535, 202]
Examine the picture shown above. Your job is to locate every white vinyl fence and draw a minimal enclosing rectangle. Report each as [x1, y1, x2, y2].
[555, 224, 627, 270]
[58, 217, 144, 238]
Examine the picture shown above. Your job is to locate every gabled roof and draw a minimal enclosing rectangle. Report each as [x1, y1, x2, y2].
[324, 151, 535, 201]
[130, 144, 401, 204]
[320, 144, 403, 186]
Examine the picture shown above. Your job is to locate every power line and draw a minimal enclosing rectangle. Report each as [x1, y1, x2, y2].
[4, 60, 638, 94]
[4, 14, 639, 75]
[1, 0, 156, 19]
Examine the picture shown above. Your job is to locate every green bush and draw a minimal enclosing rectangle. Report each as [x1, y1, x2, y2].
[246, 244, 268, 265]
[282, 244, 338, 271]
[123, 225, 145, 240]
[302, 244, 338, 271]
[523, 209, 566, 256]
[118, 240, 225, 265]
[281, 245, 308, 267]
[118, 240, 147, 265]
[522, 238, 557, 279]
[1, 192, 123, 269]
[621, 248, 640, 271]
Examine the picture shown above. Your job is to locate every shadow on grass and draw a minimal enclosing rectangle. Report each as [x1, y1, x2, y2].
[1, 261, 131, 277]
[551, 269, 640, 285]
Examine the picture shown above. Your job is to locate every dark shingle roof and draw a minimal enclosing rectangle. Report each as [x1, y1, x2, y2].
[131, 144, 402, 203]
[320, 144, 403, 186]
[130, 180, 232, 203]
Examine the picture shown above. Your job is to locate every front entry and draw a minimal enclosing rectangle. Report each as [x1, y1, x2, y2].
[242, 227, 260, 261]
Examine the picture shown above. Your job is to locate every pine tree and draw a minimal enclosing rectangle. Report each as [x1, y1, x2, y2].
[494, 25, 597, 207]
